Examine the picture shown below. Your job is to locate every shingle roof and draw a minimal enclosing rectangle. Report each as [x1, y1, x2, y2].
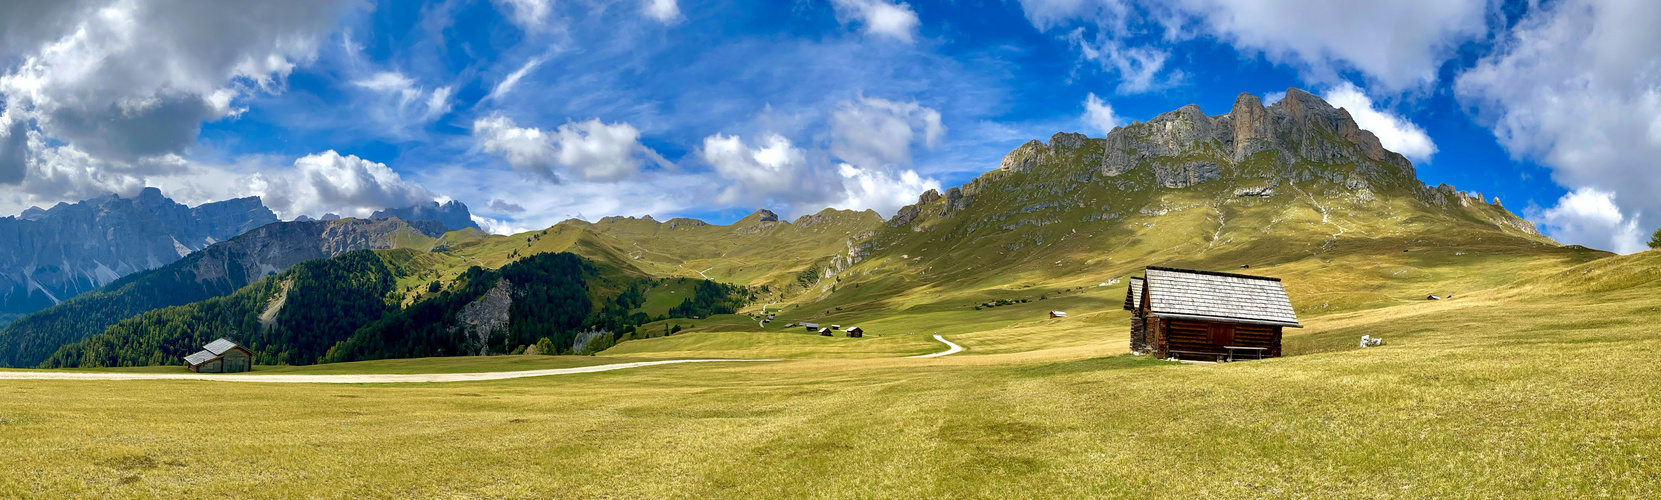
[1124, 277, 1145, 311]
[202, 338, 240, 355]
[1143, 267, 1300, 327]
[183, 350, 219, 366]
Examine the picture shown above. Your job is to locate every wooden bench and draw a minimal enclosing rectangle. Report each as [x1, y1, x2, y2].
[1223, 346, 1268, 362]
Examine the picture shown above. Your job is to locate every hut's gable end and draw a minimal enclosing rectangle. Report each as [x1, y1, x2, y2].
[1123, 277, 1145, 311]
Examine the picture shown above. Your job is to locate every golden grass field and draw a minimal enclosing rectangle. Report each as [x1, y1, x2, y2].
[3, 251, 1660, 498]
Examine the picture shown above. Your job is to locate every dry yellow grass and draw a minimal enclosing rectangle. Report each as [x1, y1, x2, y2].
[3, 253, 1660, 498]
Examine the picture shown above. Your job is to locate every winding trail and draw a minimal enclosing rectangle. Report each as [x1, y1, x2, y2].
[0, 359, 775, 384]
[909, 335, 964, 358]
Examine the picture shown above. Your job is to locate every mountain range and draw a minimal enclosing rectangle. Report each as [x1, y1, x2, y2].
[0, 88, 1600, 369]
[0, 191, 484, 325]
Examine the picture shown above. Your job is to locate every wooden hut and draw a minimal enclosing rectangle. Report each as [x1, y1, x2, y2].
[1049, 311, 1067, 318]
[183, 338, 253, 373]
[818, 327, 833, 336]
[802, 322, 820, 332]
[845, 327, 864, 338]
[1127, 267, 1301, 361]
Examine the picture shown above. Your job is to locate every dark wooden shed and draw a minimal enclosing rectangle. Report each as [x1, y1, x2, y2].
[184, 338, 253, 373]
[1126, 267, 1301, 361]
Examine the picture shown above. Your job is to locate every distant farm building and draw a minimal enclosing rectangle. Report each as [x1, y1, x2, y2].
[184, 338, 253, 373]
[1049, 311, 1067, 318]
[830, 324, 841, 330]
[845, 327, 864, 338]
[819, 327, 833, 336]
[802, 322, 820, 332]
[1125, 267, 1301, 361]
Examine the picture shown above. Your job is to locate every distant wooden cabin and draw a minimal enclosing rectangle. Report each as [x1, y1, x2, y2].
[1126, 267, 1301, 361]
[802, 322, 820, 332]
[830, 324, 842, 330]
[845, 327, 864, 338]
[819, 327, 833, 336]
[184, 338, 253, 373]
[1049, 311, 1067, 318]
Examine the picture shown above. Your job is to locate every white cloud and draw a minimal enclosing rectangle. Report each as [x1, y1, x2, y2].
[0, 0, 340, 165]
[249, 150, 436, 219]
[1066, 28, 1182, 94]
[471, 214, 532, 235]
[831, 163, 939, 216]
[829, 0, 921, 43]
[828, 96, 945, 171]
[701, 133, 808, 205]
[487, 57, 544, 101]
[472, 115, 661, 182]
[1529, 188, 1646, 254]
[495, 0, 551, 30]
[1081, 93, 1120, 135]
[1019, 0, 1488, 91]
[643, 0, 680, 23]
[351, 72, 453, 125]
[1456, 0, 1661, 246]
[1321, 81, 1437, 162]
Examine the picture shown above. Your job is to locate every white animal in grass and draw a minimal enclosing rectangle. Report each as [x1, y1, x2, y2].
[1359, 335, 1385, 348]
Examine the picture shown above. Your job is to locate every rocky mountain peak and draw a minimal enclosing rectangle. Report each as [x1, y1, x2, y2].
[371, 200, 479, 232]
[1000, 87, 1419, 191]
[0, 189, 280, 316]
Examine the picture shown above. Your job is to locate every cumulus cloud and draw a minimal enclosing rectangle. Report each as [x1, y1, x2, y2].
[1321, 82, 1437, 162]
[0, 0, 343, 212]
[829, 0, 921, 43]
[643, 0, 680, 23]
[1529, 188, 1646, 254]
[696, 96, 946, 217]
[1019, 0, 1488, 91]
[701, 133, 809, 205]
[831, 163, 940, 216]
[829, 96, 945, 171]
[473, 115, 663, 182]
[249, 150, 436, 219]
[1456, 0, 1661, 248]
[1081, 93, 1120, 135]
[0, 0, 340, 162]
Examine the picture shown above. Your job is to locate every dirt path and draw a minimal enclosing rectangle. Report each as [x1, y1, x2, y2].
[0, 359, 774, 384]
[909, 335, 964, 358]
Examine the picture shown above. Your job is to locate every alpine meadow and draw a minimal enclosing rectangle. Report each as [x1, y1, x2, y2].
[2, 0, 1660, 498]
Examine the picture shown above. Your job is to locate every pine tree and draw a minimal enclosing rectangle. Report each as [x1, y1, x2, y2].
[1650, 226, 1661, 250]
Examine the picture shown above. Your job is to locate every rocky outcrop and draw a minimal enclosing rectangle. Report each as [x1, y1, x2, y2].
[0, 187, 279, 315]
[371, 200, 479, 232]
[889, 189, 942, 226]
[456, 278, 513, 355]
[1000, 140, 1051, 173]
[755, 209, 779, 222]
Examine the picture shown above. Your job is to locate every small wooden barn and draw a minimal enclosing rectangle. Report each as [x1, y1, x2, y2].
[845, 327, 864, 338]
[802, 322, 820, 332]
[1049, 311, 1067, 318]
[183, 338, 253, 373]
[818, 327, 833, 336]
[1125, 267, 1301, 361]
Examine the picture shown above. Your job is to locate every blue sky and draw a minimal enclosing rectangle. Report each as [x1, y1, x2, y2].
[0, 0, 1657, 253]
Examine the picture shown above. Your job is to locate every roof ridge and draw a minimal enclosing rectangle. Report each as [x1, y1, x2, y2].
[1145, 266, 1281, 282]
